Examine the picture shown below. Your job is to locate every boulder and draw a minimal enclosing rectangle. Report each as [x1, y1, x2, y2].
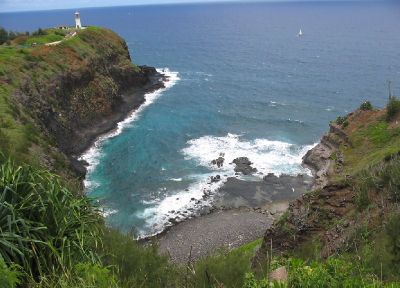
[232, 157, 257, 175]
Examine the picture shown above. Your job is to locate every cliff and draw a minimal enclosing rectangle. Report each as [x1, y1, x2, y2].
[0, 27, 164, 179]
[254, 105, 400, 269]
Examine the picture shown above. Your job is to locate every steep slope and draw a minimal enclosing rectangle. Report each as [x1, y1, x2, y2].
[254, 104, 400, 278]
[0, 27, 164, 179]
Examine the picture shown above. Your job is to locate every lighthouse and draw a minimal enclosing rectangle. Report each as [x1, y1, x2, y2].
[75, 12, 82, 29]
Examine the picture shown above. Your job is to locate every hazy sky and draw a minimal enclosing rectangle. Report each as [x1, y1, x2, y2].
[0, 0, 365, 13]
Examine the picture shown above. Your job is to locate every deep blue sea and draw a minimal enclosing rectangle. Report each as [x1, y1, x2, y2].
[2, 1, 400, 237]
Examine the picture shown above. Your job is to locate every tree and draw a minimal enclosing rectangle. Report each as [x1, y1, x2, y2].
[0, 27, 8, 45]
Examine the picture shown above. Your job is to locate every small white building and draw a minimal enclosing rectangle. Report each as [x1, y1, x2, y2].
[75, 12, 82, 29]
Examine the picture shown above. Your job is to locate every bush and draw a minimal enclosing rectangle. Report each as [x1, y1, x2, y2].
[335, 116, 348, 127]
[100, 228, 181, 288]
[190, 248, 253, 288]
[386, 213, 400, 267]
[360, 101, 373, 111]
[386, 96, 400, 121]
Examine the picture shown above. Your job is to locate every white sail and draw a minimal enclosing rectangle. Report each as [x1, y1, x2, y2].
[298, 29, 303, 37]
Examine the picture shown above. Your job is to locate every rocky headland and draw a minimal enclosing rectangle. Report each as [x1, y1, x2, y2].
[0, 27, 165, 180]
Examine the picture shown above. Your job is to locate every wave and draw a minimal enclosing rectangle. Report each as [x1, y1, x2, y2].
[181, 133, 316, 177]
[132, 134, 316, 237]
[79, 68, 180, 190]
[137, 173, 225, 238]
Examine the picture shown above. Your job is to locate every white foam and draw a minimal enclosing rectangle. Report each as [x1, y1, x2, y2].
[170, 178, 183, 182]
[101, 208, 118, 217]
[79, 68, 180, 189]
[136, 134, 316, 237]
[137, 173, 225, 238]
[182, 133, 316, 177]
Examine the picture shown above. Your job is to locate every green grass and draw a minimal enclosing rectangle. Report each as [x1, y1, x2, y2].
[24, 34, 64, 45]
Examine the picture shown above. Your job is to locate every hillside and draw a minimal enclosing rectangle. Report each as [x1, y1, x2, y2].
[254, 100, 400, 282]
[0, 27, 163, 181]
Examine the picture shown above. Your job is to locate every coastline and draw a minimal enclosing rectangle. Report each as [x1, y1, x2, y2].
[77, 68, 179, 178]
[146, 172, 314, 262]
[75, 65, 318, 259]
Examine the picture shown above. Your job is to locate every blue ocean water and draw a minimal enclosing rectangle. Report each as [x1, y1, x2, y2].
[2, 1, 400, 237]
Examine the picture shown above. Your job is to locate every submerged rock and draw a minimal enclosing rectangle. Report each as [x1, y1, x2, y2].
[210, 174, 221, 183]
[211, 153, 225, 168]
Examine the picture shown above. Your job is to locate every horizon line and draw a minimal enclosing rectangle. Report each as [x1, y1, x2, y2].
[0, 0, 375, 13]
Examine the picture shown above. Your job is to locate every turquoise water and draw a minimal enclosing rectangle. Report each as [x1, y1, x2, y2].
[2, 1, 400, 237]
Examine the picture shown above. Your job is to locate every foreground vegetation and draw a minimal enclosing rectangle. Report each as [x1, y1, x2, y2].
[1, 152, 399, 287]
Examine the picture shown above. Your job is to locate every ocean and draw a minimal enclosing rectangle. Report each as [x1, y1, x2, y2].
[1, 1, 399, 237]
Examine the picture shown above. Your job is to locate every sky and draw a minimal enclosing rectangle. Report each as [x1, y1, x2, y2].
[0, 0, 369, 13]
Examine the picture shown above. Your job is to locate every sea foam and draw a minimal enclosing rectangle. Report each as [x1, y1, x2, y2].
[135, 133, 316, 238]
[182, 133, 315, 177]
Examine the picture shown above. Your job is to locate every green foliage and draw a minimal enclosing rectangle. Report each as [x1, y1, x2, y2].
[27, 263, 119, 288]
[243, 273, 271, 288]
[355, 182, 371, 211]
[336, 116, 348, 126]
[0, 160, 102, 279]
[387, 96, 400, 121]
[0, 256, 21, 288]
[100, 228, 180, 288]
[386, 213, 400, 266]
[191, 246, 255, 288]
[335, 115, 349, 128]
[0, 27, 28, 45]
[360, 101, 373, 111]
[287, 257, 380, 287]
[356, 155, 400, 202]
[365, 122, 393, 146]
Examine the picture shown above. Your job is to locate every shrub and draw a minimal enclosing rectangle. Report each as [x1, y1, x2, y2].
[100, 228, 181, 288]
[386, 96, 400, 121]
[191, 248, 253, 288]
[360, 101, 373, 111]
[335, 116, 348, 126]
[355, 184, 371, 211]
[386, 213, 400, 267]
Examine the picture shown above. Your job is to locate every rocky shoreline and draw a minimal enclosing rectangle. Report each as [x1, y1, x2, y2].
[145, 153, 315, 262]
[72, 67, 166, 176]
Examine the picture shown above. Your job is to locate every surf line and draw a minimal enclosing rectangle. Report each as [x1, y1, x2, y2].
[79, 68, 180, 189]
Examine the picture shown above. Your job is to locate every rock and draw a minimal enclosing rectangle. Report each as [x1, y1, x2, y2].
[210, 174, 221, 183]
[269, 266, 288, 283]
[232, 157, 257, 175]
[211, 155, 225, 168]
[168, 217, 178, 224]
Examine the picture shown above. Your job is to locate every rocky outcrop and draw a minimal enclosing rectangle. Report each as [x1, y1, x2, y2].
[253, 122, 355, 266]
[302, 123, 350, 190]
[232, 157, 257, 175]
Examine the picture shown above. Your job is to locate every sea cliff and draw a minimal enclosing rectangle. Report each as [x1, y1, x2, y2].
[254, 105, 400, 267]
[0, 27, 164, 179]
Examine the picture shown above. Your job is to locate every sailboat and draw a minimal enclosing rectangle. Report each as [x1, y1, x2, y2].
[298, 29, 303, 37]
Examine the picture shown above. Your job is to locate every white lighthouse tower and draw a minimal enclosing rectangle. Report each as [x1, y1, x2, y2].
[75, 12, 82, 29]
